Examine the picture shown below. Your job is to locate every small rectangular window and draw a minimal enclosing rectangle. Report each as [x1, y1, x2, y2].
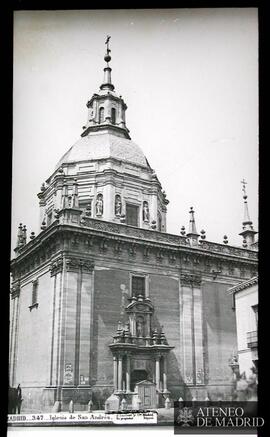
[79, 200, 92, 213]
[131, 276, 145, 298]
[126, 204, 139, 227]
[32, 280, 38, 305]
[111, 108, 116, 124]
[47, 212, 52, 226]
[29, 280, 39, 310]
[252, 304, 258, 327]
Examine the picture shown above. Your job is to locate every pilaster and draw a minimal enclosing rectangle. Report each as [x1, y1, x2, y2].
[51, 256, 94, 394]
[9, 281, 21, 386]
[180, 273, 203, 385]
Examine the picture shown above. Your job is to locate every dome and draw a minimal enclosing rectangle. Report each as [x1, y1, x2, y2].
[55, 132, 149, 170]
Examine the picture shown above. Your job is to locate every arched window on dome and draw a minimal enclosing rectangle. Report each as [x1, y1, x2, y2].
[99, 107, 104, 124]
[111, 108, 116, 124]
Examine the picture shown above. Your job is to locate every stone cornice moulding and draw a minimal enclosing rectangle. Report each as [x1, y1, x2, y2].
[10, 221, 258, 279]
[228, 275, 258, 294]
[11, 229, 258, 277]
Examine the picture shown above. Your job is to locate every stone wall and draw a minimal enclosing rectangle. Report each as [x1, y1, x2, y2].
[202, 280, 237, 400]
[14, 269, 54, 411]
[11, 256, 241, 412]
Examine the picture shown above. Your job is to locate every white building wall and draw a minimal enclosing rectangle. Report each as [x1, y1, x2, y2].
[234, 284, 257, 378]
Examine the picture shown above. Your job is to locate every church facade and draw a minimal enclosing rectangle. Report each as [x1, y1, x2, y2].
[9, 41, 258, 412]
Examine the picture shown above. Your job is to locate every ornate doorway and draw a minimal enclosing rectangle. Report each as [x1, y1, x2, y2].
[131, 370, 148, 391]
[135, 380, 157, 409]
[109, 294, 174, 408]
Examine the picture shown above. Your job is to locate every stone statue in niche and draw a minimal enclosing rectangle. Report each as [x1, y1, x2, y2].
[143, 201, 149, 222]
[96, 194, 103, 216]
[136, 318, 144, 337]
[115, 195, 122, 216]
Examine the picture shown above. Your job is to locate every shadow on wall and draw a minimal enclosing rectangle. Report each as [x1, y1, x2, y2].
[152, 314, 191, 401]
[92, 272, 193, 404]
[202, 282, 238, 386]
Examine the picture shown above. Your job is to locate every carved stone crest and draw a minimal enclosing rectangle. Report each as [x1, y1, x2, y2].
[10, 281, 21, 298]
[65, 257, 94, 272]
[180, 273, 202, 287]
[50, 257, 64, 276]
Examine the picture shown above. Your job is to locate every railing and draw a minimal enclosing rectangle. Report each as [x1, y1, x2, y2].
[199, 240, 258, 260]
[112, 334, 168, 347]
[247, 330, 258, 349]
[80, 215, 189, 246]
[14, 209, 258, 261]
[79, 216, 257, 257]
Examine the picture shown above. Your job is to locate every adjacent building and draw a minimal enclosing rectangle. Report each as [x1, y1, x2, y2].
[228, 276, 258, 378]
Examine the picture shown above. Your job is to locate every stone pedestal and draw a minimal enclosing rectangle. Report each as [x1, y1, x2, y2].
[132, 394, 142, 410]
[104, 393, 120, 412]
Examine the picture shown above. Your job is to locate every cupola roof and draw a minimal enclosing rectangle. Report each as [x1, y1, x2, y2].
[55, 37, 151, 171]
[55, 132, 149, 169]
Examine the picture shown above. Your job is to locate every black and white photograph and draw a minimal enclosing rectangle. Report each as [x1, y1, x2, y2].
[8, 7, 260, 435]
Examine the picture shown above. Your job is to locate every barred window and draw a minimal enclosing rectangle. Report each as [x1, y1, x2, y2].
[32, 280, 38, 305]
[252, 304, 258, 328]
[126, 204, 139, 227]
[79, 199, 92, 213]
[99, 107, 104, 123]
[131, 276, 145, 298]
[111, 108, 116, 124]
[158, 212, 162, 231]
[47, 211, 53, 226]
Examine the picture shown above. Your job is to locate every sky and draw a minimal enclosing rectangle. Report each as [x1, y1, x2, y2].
[12, 8, 258, 253]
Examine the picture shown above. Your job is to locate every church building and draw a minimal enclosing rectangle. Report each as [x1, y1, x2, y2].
[9, 39, 258, 412]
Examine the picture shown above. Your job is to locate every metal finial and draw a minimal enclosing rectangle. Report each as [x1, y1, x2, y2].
[104, 35, 111, 63]
[105, 35, 111, 48]
[241, 179, 247, 199]
[180, 226, 186, 236]
[200, 229, 206, 240]
[41, 218, 47, 230]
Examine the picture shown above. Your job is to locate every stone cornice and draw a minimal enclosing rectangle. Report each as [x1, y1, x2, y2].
[10, 219, 258, 281]
[11, 220, 258, 266]
[51, 156, 151, 182]
[81, 124, 131, 140]
[87, 93, 127, 109]
[228, 276, 258, 294]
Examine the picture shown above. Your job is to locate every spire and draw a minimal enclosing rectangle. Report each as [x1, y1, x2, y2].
[241, 179, 252, 225]
[239, 179, 257, 248]
[186, 207, 199, 246]
[72, 178, 79, 208]
[16, 223, 24, 248]
[100, 35, 114, 92]
[81, 36, 130, 139]
[188, 207, 198, 235]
